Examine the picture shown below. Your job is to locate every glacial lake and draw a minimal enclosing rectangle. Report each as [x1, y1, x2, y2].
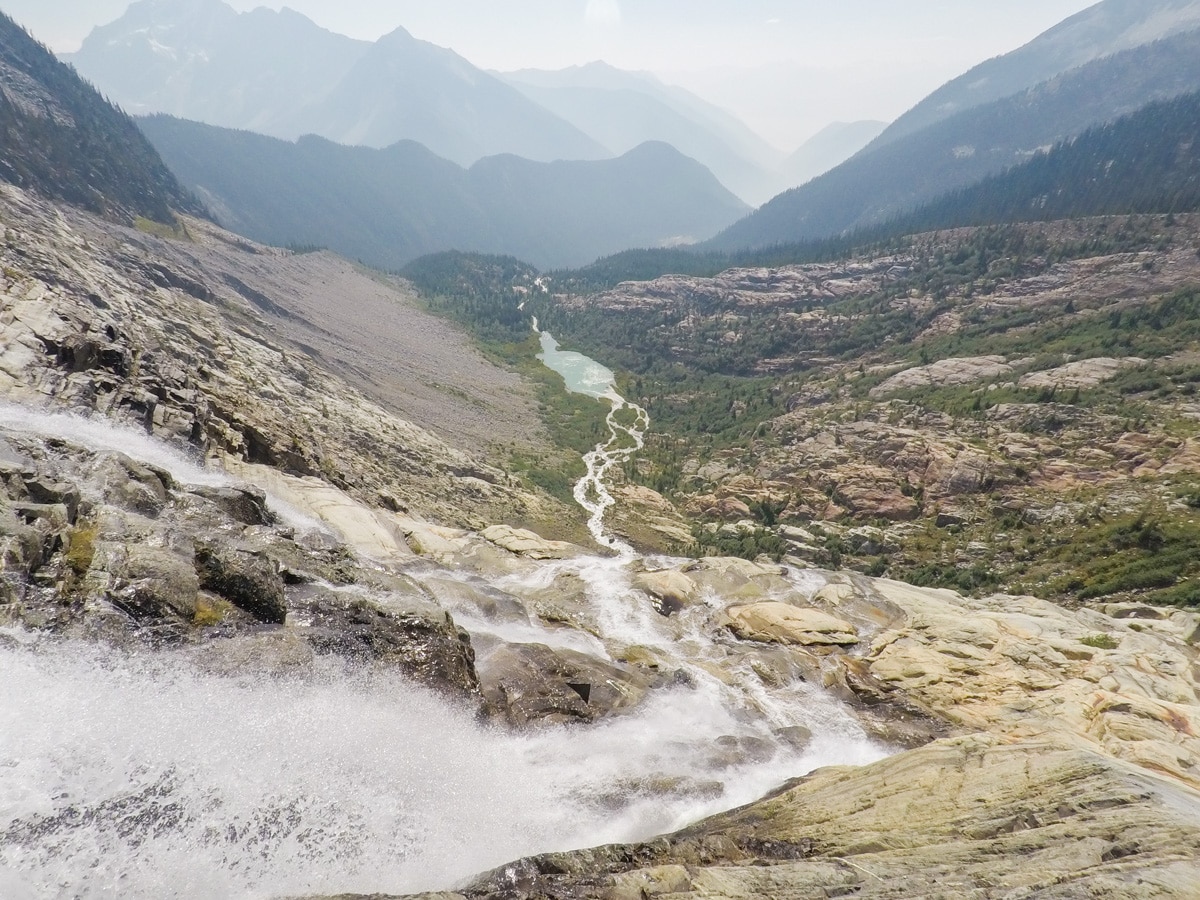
[537, 331, 617, 399]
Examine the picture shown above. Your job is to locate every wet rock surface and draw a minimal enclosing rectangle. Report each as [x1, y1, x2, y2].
[477, 642, 656, 726]
[384, 563, 1200, 899]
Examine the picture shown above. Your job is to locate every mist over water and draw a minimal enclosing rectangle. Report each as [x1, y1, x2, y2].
[0, 630, 885, 898]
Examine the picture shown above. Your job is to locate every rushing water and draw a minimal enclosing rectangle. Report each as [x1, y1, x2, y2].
[0, 398, 890, 898]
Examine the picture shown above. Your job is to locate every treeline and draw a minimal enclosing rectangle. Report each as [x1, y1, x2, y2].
[401, 251, 539, 347]
[554, 86, 1200, 294]
[0, 13, 203, 224]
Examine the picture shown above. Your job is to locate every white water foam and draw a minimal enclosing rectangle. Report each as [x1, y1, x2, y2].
[0, 401, 227, 488]
[0, 630, 886, 899]
[0, 401, 329, 537]
[0, 398, 891, 898]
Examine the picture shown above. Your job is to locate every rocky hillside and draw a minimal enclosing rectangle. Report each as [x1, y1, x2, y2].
[887, 90, 1200, 232]
[0, 10, 202, 224]
[0, 182, 568, 534]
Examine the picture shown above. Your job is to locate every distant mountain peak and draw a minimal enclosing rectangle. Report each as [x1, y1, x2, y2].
[375, 23, 417, 45]
[65, 4, 605, 166]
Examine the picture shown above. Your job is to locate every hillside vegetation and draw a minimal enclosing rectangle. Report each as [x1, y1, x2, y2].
[0, 12, 202, 224]
[712, 28, 1200, 251]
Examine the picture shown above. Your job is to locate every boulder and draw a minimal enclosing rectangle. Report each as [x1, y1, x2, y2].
[723, 602, 859, 647]
[633, 569, 698, 614]
[94, 453, 173, 516]
[480, 525, 579, 560]
[22, 477, 81, 522]
[189, 484, 272, 526]
[107, 545, 200, 621]
[477, 642, 655, 727]
[194, 543, 286, 624]
[297, 590, 481, 699]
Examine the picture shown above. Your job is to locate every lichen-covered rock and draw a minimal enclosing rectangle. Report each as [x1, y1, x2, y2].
[194, 542, 287, 624]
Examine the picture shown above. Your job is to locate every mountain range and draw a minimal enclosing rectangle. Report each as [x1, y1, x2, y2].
[64, 0, 606, 166]
[871, 0, 1200, 150]
[138, 115, 748, 269]
[498, 62, 787, 204]
[711, 18, 1200, 251]
[63, 0, 882, 206]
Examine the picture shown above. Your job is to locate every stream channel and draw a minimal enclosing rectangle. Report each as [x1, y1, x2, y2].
[0, 356, 889, 898]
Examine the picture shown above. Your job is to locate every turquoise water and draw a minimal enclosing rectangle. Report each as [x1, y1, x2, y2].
[537, 332, 617, 400]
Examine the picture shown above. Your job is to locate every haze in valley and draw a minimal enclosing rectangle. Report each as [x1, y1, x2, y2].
[15, 0, 1097, 149]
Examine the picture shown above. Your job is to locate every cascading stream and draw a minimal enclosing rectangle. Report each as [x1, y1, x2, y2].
[1, 395, 891, 898]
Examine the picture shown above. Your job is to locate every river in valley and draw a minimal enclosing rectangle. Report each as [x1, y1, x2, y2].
[0, 381, 889, 898]
[536, 327, 648, 553]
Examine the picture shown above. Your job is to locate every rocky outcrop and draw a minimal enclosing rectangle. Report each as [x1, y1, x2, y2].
[1019, 356, 1145, 389]
[0, 182, 577, 537]
[480, 525, 580, 560]
[722, 602, 859, 647]
[869, 355, 1013, 396]
[0, 428, 486, 700]
[408, 735, 1200, 899]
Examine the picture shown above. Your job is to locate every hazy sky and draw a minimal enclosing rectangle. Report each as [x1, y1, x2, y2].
[11, 0, 1100, 149]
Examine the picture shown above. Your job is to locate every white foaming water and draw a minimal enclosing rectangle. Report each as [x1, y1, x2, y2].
[0, 630, 886, 899]
[0, 401, 227, 488]
[0, 401, 892, 897]
[0, 402, 330, 537]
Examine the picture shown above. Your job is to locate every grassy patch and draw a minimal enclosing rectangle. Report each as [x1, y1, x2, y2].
[135, 216, 191, 241]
